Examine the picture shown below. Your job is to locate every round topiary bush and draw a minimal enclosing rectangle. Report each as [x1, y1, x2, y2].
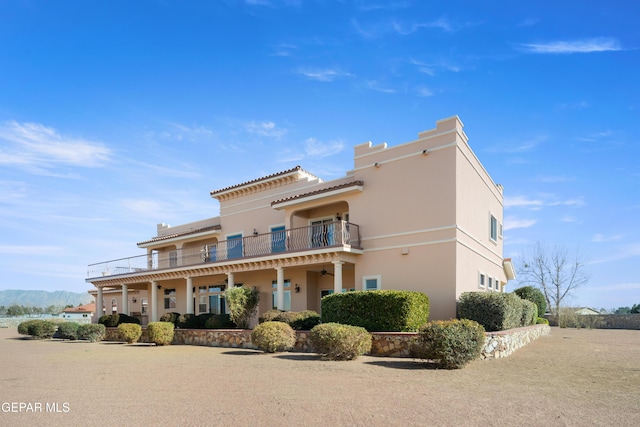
[118, 323, 142, 343]
[412, 319, 486, 369]
[147, 321, 175, 346]
[56, 322, 80, 340]
[17, 319, 40, 336]
[290, 310, 321, 330]
[536, 317, 550, 325]
[251, 321, 296, 353]
[160, 312, 181, 325]
[258, 309, 284, 323]
[309, 323, 372, 361]
[77, 324, 106, 342]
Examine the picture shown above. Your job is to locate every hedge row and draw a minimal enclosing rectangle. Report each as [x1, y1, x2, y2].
[321, 290, 430, 332]
[159, 312, 235, 329]
[258, 310, 321, 330]
[457, 292, 537, 332]
[99, 313, 141, 327]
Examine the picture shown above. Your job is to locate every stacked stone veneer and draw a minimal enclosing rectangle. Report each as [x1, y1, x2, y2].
[104, 324, 549, 359]
[480, 324, 549, 359]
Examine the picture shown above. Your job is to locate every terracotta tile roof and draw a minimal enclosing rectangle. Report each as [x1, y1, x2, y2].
[271, 180, 364, 206]
[210, 166, 319, 197]
[137, 225, 221, 246]
[63, 303, 95, 313]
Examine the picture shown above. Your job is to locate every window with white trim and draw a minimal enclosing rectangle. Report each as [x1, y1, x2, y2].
[479, 273, 486, 289]
[362, 275, 381, 291]
[487, 277, 493, 290]
[490, 215, 498, 242]
[164, 288, 176, 309]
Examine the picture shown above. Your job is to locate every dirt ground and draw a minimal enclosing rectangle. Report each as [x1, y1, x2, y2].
[0, 327, 639, 427]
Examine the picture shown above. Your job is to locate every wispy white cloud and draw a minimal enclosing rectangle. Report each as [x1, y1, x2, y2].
[409, 58, 461, 76]
[519, 37, 622, 54]
[415, 86, 434, 97]
[0, 121, 112, 173]
[366, 80, 396, 94]
[592, 233, 624, 243]
[147, 123, 214, 142]
[245, 121, 287, 138]
[487, 135, 546, 153]
[504, 216, 537, 231]
[534, 175, 575, 183]
[575, 130, 614, 143]
[505, 195, 585, 209]
[391, 17, 454, 35]
[272, 43, 297, 57]
[297, 68, 353, 82]
[304, 137, 344, 158]
[590, 243, 640, 264]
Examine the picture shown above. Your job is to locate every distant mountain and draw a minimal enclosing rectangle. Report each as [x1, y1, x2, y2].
[0, 290, 93, 308]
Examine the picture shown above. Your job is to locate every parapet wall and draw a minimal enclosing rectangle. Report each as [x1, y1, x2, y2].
[104, 324, 550, 359]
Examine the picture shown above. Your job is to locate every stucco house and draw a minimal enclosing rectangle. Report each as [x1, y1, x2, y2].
[59, 303, 95, 323]
[86, 116, 515, 325]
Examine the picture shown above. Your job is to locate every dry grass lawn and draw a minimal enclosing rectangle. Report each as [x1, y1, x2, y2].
[1, 326, 639, 426]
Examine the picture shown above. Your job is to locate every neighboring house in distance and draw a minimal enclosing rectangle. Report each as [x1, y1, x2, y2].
[574, 307, 600, 315]
[60, 303, 95, 322]
[86, 116, 515, 324]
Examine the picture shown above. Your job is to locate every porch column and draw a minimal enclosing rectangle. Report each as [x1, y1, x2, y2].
[333, 261, 343, 294]
[276, 267, 285, 310]
[186, 277, 194, 314]
[96, 287, 103, 321]
[151, 281, 158, 322]
[227, 272, 234, 288]
[122, 284, 129, 315]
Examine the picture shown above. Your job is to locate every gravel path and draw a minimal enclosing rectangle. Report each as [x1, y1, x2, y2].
[1, 327, 639, 426]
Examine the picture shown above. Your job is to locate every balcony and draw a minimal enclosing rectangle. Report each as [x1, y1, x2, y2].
[87, 221, 361, 279]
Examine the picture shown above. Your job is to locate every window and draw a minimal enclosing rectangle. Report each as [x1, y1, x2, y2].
[141, 299, 148, 315]
[479, 273, 486, 288]
[164, 289, 176, 309]
[311, 218, 334, 247]
[490, 215, 498, 242]
[499, 223, 503, 239]
[495, 281, 502, 292]
[272, 280, 291, 311]
[169, 251, 178, 268]
[487, 277, 493, 290]
[362, 275, 381, 291]
[198, 296, 207, 313]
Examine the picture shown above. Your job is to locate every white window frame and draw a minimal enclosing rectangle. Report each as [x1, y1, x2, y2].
[489, 214, 498, 242]
[362, 275, 381, 291]
[478, 272, 486, 289]
[271, 280, 291, 311]
[487, 277, 493, 290]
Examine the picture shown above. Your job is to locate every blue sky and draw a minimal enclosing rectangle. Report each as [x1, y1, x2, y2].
[0, 1, 638, 310]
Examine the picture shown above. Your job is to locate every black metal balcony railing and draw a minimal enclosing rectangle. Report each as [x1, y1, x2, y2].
[87, 221, 360, 279]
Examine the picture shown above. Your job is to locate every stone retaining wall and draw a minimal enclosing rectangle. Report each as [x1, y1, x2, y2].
[480, 324, 550, 359]
[104, 324, 550, 359]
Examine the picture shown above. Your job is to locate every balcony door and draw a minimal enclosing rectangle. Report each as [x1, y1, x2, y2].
[311, 218, 334, 248]
[271, 225, 286, 253]
[227, 234, 243, 259]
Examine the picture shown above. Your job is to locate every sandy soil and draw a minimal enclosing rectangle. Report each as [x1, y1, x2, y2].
[0, 327, 639, 427]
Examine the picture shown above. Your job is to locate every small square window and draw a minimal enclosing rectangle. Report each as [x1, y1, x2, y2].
[479, 273, 485, 288]
[362, 275, 381, 291]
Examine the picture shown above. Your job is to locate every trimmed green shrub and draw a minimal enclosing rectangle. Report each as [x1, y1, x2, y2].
[19, 320, 57, 339]
[520, 299, 538, 327]
[290, 310, 321, 331]
[258, 310, 321, 330]
[56, 322, 80, 340]
[321, 290, 430, 332]
[99, 313, 141, 327]
[17, 319, 40, 335]
[226, 285, 260, 328]
[309, 323, 372, 361]
[177, 313, 199, 329]
[457, 292, 523, 332]
[258, 309, 283, 323]
[77, 324, 106, 342]
[412, 319, 486, 369]
[251, 321, 296, 353]
[536, 317, 549, 325]
[204, 313, 235, 329]
[160, 312, 181, 324]
[513, 286, 548, 317]
[118, 323, 142, 343]
[147, 321, 175, 346]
